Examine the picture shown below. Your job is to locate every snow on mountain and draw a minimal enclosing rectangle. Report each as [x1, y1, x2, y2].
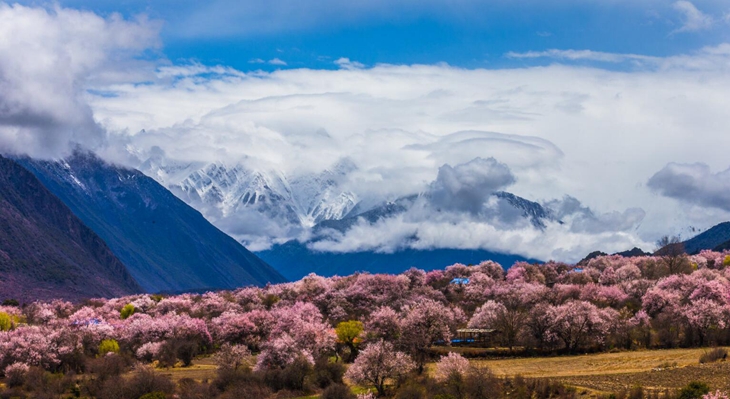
[137, 151, 559, 254]
[290, 158, 358, 226]
[139, 154, 359, 236]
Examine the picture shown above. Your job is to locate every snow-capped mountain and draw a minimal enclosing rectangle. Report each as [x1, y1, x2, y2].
[139, 154, 359, 238]
[290, 158, 359, 226]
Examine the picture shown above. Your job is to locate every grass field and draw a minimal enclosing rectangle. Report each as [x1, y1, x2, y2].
[470, 347, 730, 393]
[149, 347, 730, 396]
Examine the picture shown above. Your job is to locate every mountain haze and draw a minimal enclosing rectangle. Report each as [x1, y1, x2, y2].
[256, 240, 534, 281]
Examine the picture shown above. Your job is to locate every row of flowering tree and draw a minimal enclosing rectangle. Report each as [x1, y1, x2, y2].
[2, 250, 730, 394]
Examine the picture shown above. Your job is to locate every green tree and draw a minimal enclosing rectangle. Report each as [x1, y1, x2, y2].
[679, 382, 710, 399]
[0, 311, 13, 331]
[2, 299, 19, 307]
[98, 339, 120, 355]
[336, 320, 364, 362]
[120, 303, 136, 319]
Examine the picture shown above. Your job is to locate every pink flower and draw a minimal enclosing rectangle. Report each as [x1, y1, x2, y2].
[434, 352, 470, 382]
[345, 340, 415, 396]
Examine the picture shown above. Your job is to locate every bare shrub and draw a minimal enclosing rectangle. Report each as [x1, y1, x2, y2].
[321, 383, 357, 399]
[699, 348, 728, 364]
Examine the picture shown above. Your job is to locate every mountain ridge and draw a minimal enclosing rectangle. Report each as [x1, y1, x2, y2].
[0, 155, 142, 302]
[17, 151, 286, 293]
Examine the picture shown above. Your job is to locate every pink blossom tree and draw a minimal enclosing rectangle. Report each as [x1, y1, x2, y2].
[468, 300, 523, 351]
[548, 300, 615, 353]
[682, 298, 728, 345]
[345, 340, 415, 397]
[434, 351, 470, 382]
[399, 299, 462, 373]
[254, 333, 314, 371]
[365, 306, 401, 342]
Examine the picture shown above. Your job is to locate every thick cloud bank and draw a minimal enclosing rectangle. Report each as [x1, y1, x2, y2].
[430, 157, 515, 214]
[87, 43, 730, 260]
[0, 3, 159, 159]
[648, 163, 730, 212]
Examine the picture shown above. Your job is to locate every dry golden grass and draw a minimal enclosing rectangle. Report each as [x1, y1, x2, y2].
[471, 348, 712, 378]
[466, 347, 730, 393]
[152, 356, 218, 382]
[147, 347, 730, 394]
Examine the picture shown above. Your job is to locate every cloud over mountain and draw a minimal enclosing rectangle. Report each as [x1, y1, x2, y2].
[0, 3, 160, 159]
[430, 157, 515, 214]
[648, 162, 730, 212]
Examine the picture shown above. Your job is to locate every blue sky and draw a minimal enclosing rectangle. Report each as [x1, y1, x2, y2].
[17, 0, 730, 70]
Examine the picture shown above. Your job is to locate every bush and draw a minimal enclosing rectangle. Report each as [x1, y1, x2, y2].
[139, 393, 168, 399]
[98, 339, 120, 356]
[262, 356, 313, 392]
[84, 354, 132, 397]
[679, 382, 711, 399]
[22, 366, 75, 396]
[214, 343, 252, 370]
[213, 368, 270, 398]
[699, 348, 727, 364]
[0, 311, 12, 331]
[395, 383, 428, 399]
[627, 386, 645, 399]
[125, 366, 175, 398]
[310, 357, 346, 389]
[87, 353, 129, 379]
[1, 299, 19, 307]
[156, 339, 200, 367]
[178, 378, 213, 399]
[4, 362, 29, 388]
[463, 366, 501, 399]
[120, 303, 136, 319]
[321, 383, 356, 399]
[175, 340, 199, 367]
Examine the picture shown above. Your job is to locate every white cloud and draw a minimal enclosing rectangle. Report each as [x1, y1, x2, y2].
[0, 3, 160, 159]
[85, 44, 730, 259]
[673, 1, 714, 32]
[268, 58, 287, 66]
[308, 208, 650, 263]
[429, 157, 515, 214]
[648, 163, 730, 212]
[506, 49, 660, 64]
[334, 57, 365, 70]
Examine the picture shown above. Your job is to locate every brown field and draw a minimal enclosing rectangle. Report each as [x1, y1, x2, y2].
[469, 347, 730, 393]
[152, 356, 218, 382]
[145, 347, 730, 396]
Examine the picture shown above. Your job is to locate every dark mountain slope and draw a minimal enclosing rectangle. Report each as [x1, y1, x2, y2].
[0, 155, 141, 302]
[17, 152, 285, 293]
[713, 240, 730, 252]
[682, 222, 730, 254]
[256, 240, 535, 281]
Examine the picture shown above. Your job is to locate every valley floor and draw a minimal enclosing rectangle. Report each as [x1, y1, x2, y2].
[472, 347, 730, 393]
[148, 347, 730, 397]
